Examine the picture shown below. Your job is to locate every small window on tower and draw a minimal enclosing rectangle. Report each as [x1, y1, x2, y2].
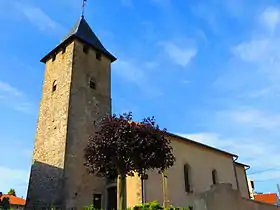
[52, 80, 57, 92]
[96, 52, 102, 60]
[89, 79, 96, 89]
[83, 45, 89, 54]
[52, 54, 56, 62]
[62, 47, 66, 54]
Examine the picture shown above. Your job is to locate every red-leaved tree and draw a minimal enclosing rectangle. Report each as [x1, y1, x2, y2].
[84, 112, 175, 210]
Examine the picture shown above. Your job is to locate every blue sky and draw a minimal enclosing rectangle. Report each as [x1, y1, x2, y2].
[1, 0, 280, 198]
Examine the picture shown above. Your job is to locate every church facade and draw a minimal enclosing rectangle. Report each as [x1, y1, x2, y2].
[25, 16, 251, 210]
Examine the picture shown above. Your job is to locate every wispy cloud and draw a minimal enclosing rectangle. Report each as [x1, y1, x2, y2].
[150, 0, 172, 9]
[121, 0, 134, 8]
[113, 59, 163, 96]
[191, 3, 220, 34]
[260, 6, 280, 33]
[233, 38, 279, 63]
[246, 87, 280, 99]
[233, 6, 280, 64]
[159, 42, 197, 67]
[12, 1, 65, 35]
[0, 166, 29, 197]
[215, 5, 280, 99]
[181, 79, 191, 84]
[179, 133, 280, 181]
[113, 60, 145, 84]
[0, 80, 34, 114]
[0, 81, 22, 97]
[1, 139, 33, 160]
[0, 138, 33, 197]
[220, 108, 280, 130]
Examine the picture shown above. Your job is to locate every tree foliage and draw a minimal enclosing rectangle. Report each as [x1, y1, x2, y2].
[84, 112, 176, 209]
[132, 201, 191, 210]
[84, 112, 175, 178]
[8, 188, 16, 196]
[0, 194, 11, 210]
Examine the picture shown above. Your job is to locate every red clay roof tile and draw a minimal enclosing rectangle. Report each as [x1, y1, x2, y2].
[254, 193, 278, 205]
[0, 194, 26, 206]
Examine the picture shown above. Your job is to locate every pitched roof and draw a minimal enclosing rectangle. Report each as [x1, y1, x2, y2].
[41, 16, 116, 63]
[167, 132, 238, 158]
[234, 161, 250, 170]
[128, 122, 238, 158]
[0, 194, 26, 206]
[254, 193, 278, 205]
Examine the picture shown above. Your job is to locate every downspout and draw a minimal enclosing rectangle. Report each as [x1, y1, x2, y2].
[233, 156, 240, 192]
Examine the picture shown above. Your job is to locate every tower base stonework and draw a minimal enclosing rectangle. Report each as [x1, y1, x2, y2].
[25, 161, 64, 209]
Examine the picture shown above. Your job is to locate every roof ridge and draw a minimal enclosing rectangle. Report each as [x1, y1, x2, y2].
[41, 17, 116, 63]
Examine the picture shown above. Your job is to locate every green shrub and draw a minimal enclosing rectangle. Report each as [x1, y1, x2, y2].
[80, 201, 191, 210]
[133, 201, 163, 210]
[132, 201, 190, 210]
[82, 204, 95, 210]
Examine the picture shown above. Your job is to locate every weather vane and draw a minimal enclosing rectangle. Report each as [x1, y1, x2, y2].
[81, 0, 87, 17]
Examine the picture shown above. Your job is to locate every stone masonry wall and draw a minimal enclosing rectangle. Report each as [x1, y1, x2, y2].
[235, 164, 250, 199]
[26, 43, 75, 209]
[63, 40, 112, 209]
[193, 183, 280, 210]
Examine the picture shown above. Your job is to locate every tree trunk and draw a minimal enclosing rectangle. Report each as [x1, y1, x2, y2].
[141, 171, 147, 204]
[117, 174, 127, 210]
[162, 169, 170, 208]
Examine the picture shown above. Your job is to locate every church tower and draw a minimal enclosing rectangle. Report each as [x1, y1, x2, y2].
[25, 16, 116, 209]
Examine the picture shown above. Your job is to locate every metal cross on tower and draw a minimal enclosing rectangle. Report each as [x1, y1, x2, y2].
[81, 0, 88, 17]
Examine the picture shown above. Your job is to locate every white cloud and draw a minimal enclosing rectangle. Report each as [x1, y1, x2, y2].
[160, 42, 197, 67]
[1, 139, 33, 159]
[218, 6, 280, 98]
[220, 108, 280, 130]
[192, 7, 280, 183]
[0, 139, 32, 197]
[260, 7, 280, 33]
[143, 61, 159, 69]
[13, 1, 65, 34]
[113, 60, 145, 84]
[113, 59, 163, 96]
[0, 166, 29, 197]
[246, 87, 275, 98]
[179, 133, 280, 181]
[233, 38, 279, 62]
[0, 81, 22, 97]
[233, 6, 280, 64]
[0, 80, 34, 114]
[121, 0, 133, 7]
[181, 79, 191, 84]
[150, 0, 172, 8]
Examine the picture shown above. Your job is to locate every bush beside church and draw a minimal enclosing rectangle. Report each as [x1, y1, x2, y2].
[82, 201, 191, 210]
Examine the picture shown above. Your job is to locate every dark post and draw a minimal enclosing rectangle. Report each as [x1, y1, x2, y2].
[141, 171, 148, 204]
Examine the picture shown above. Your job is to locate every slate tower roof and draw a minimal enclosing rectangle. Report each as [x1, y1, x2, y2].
[41, 16, 116, 63]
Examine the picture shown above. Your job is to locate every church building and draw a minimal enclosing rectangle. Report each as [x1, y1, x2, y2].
[25, 15, 251, 210]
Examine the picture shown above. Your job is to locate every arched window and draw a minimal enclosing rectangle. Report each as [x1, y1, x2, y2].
[212, 169, 218, 185]
[184, 164, 191, 192]
[52, 80, 57, 92]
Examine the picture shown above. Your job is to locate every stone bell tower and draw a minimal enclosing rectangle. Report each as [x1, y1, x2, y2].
[25, 16, 116, 209]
